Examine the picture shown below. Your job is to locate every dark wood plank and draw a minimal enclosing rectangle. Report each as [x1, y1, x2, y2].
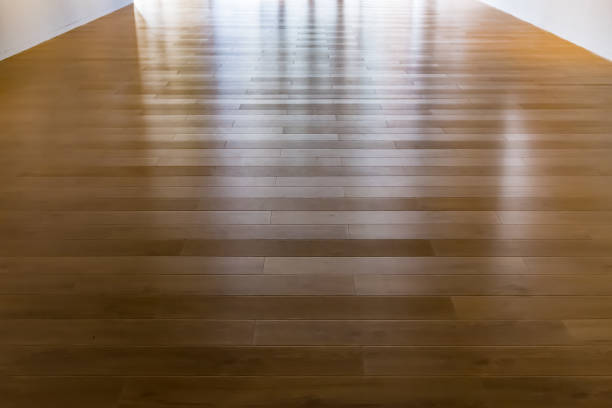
[0, 319, 254, 345]
[0, 377, 123, 408]
[481, 377, 612, 408]
[254, 320, 573, 345]
[0, 295, 456, 319]
[364, 346, 612, 375]
[0, 346, 362, 376]
[354, 274, 612, 295]
[0, 274, 355, 295]
[119, 377, 486, 408]
[453, 296, 612, 319]
[182, 239, 434, 257]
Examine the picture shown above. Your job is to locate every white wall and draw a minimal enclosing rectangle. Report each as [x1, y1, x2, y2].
[480, 0, 612, 61]
[0, 0, 133, 60]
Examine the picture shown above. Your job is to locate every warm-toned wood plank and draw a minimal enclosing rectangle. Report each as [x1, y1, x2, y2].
[364, 346, 612, 375]
[0, 239, 184, 257]
[0, 319, 254, 345]
[0, 295, 456, 319]
[0, 346, 363, 376]
[181, 239, 435, 257]
[348, 223, 593, 239]
[119, 377, 486, 408]
[0, 210, 271, 225]
[263, 256, 526, 275]
[563, 320, 612, 344]
[356, 274, 612, 295]
[254, 320, 573, 345]
[0, 377, 123, 408]
[481, 377, 612, 408]
[0, 273, 355, 295]
[432, 239, 612, 257]
[270, 210, 500, 224]
[0, 256, 264, 274]
[6, 196, 612, 211]
[0, 225, 349, 240]
[343, 185, 612, 198]
[524, 257, 612, 273]
[453, 296, 612, 319]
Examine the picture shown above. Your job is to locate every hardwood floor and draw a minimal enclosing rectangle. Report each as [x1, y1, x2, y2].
[1, 0, 612, 406]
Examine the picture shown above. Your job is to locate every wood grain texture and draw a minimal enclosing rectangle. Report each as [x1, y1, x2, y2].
[1, 0, 612, 405]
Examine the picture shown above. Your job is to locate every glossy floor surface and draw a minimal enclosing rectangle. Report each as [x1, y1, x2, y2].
[2, 0, 612, 406]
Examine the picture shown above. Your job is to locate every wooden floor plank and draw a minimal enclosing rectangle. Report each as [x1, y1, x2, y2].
[253, 320, 573, 345]
[118, 377, 487, 408]
[363, 346, 612, 375]
[355, 274, 612, 295]
[0, 377, 123, 408]
[0, 273, 356, 295]
[0, 319, 255, 345]
[0, 346, 363, 376]
[0, 295, 456, 319]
